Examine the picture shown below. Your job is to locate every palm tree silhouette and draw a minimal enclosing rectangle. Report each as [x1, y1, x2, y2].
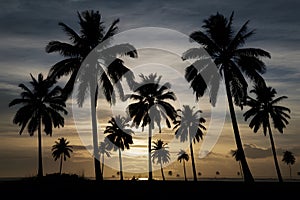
[231, 149, 243, 179]
[51, 137, 73, 175]
[151, 139, 170, 181]
[9, 73, 68, 177]
[282, 150, 296, 179]
[182, 11, 271, 182]
[243, 85, 291, 182]
[99, 140, 111, 178]
[177, 149, 189, 181]
[104, 115, 134, 181]
[173, 105, 206, 181]
[46, 10, 138, 181]
[126, 73, 177, 180]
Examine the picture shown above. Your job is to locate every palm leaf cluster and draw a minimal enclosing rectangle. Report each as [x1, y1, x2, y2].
[52, 137, 73, 174]
[243, 85, 290, 182]
[9, 73, 68, 177]
[151, 139, 170, 181]
[173, 105, 206, 181]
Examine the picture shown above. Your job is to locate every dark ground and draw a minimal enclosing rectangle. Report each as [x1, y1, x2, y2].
[0, 175, 299, 199]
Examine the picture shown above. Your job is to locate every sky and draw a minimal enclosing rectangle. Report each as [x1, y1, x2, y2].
[0, 0, 300, 180]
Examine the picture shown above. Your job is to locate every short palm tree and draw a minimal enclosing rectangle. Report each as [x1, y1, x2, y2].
[243, 85, 291, 182]
[177, 149, 189, 181]
[231, 149, 243, 178]
[104, 115, 134, 181]
[282, 150, 296, 179]
[151, 139, 170, 181]
[173, 105, 206, 181]
[182, 11, 271, 182]
[46, 10, 138, 181]
[126, 73, 177, 180]
[51, 137, 73, 175]
[9, 73, 68, 177]
[99, 140, 111, 178]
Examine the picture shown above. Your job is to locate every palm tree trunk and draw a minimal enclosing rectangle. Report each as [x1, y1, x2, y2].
[160, 162, 165, 181]
[148, 123, 153, 180]
[239, 162, 243, 179]
[37, 118, 43, 177]
[224, 71, 254, 183]
[267, 121, 283, 182]
[118, 148, 123, 181]
[101, 153, 105, 177]
[59, 154, 63, 175]
[190, 142, 197, 181]
[90, 82, 102, 181]
[183, 160, 187, 181]
[189, 131, 197, 181]
[289, 164, 292, 179]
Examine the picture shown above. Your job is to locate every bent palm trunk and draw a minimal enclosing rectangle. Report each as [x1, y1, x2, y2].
[267, 121, 283, 182]
[224, 71, 254, 183]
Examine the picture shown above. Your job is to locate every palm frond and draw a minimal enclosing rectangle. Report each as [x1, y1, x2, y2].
[58, 22, 82, 45]
[234, 48, 271, 59]
[182, 48, 208, 60]
[101, 43, 138, 59]
[271, 96, 288, 105]
[48, 58, 81, 80]
[46, 41, 79, 57]
[101, 18, 120, 43]
[228, 20, 254, 51]
[189, 31, 219, 54]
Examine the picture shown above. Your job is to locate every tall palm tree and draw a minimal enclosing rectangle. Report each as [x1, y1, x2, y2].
[151, 139, 170, 181]
[99, 140, 111, 178]
[51, 137, 73, 175]
[9, 73, 68, 177]
[243, 85, 290, 182]
[282, 150, 296, 179]
[46, 10, 138, 181]
[126, 73, 177, 180]
[173, 105, 206, 181]
[177, 149, 189, 181]
[231, 149, 243, 178]
[182, 11, 271, 182]
[104, 115, 134, 181]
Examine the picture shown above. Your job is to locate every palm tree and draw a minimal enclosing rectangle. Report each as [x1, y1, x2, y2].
[151, 139, 170, 181]
[99, 140, 111, 178]
[282, 150, 296, 179]
[177, 149, 189, 181]
[182, 11, 271, 182]
[104, 115, 134, 181]
[126, 73, 177, 180]
[231, 149, 243, 179]
[51, 137, 73, 175]
[173, 105, 206, 181]
[9, 73, 68, 177]
[243, 85, 291, 182]
[46, 10, 138, 181]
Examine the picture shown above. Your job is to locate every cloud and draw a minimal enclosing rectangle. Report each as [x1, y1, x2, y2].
[241, 144, 272, 159]
[236, 144, 300, 159]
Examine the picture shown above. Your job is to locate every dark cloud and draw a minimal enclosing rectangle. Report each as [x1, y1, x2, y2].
[234, 144, 300, 159]
[242, 144, 272, 159]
